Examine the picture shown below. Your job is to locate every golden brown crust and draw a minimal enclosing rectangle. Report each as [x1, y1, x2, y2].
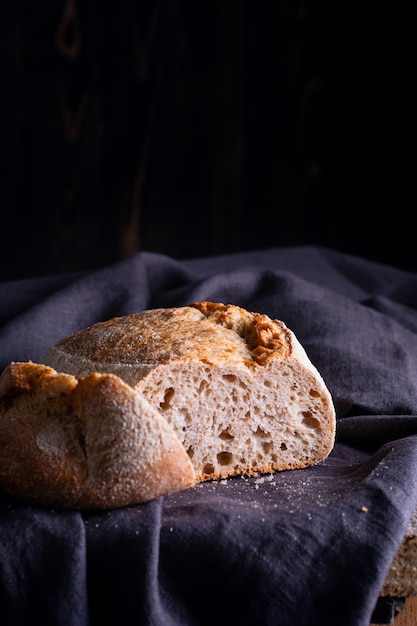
[0, 362, 196, 509]
[43, 302, 293, 373]
[190, 301, 292, 364]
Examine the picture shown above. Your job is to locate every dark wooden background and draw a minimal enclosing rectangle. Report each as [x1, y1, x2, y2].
[1, 1, 416, 281]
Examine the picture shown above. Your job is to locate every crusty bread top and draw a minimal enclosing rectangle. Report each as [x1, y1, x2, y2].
[41, 301, 309, 376]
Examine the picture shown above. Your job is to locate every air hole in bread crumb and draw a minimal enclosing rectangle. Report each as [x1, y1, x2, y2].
[160, 387, 175, 410]
[186, 446, 194, 459]
[203, 463, 215, 474]
[219, 428, 234, 441]
[223, 374, 237, 383]
[217, 451, 233, 466]
[280, 442, 287, 450]
[309, 388, 320, 398]
[262, 441, 273, 453]
[254, 426, 268, 438]
[302, 411, 320, 429]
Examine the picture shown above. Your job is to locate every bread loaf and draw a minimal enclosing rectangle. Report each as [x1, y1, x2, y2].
[0, 361, 196, 509]
[42, 301, 336, 483]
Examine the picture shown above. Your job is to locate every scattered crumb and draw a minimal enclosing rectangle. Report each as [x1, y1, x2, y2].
[254, 474, 275, 484]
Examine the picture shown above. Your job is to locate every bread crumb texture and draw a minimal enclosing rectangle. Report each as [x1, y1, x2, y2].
[1, 302, 336, 509]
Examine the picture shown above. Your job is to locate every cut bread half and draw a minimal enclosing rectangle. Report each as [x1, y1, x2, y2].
[42, 301, 336, 483]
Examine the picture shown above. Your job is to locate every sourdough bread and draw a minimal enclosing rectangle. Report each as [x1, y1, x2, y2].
[0, 361, 196, 509]
[42, 301, 336, 482]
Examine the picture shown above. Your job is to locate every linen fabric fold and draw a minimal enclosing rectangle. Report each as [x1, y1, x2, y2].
[1, 245, 417, 626]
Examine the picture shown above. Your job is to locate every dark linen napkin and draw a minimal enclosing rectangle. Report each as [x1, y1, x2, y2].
[1, 245, 417, 626]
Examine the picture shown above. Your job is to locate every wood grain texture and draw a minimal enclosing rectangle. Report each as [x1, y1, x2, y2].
[1, 2, 416, 280]
[381, 508, 417, 598]
[394, 597, 417, 626]
[371, 596, 417, 626]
